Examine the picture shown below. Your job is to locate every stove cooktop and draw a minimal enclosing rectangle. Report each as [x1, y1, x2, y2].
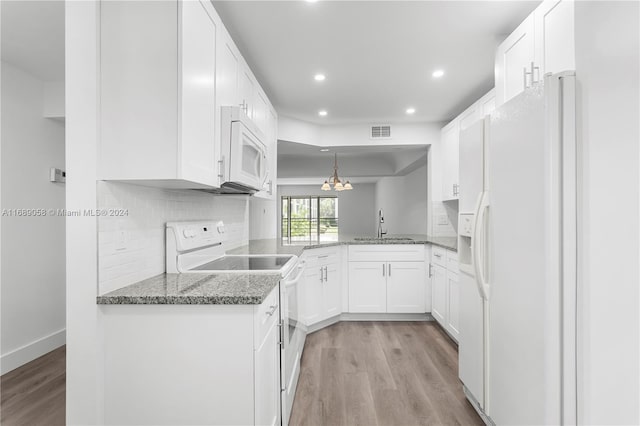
[190, 255, 294, 272]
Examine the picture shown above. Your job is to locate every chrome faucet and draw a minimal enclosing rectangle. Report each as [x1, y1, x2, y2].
[377, 209, 387, 238]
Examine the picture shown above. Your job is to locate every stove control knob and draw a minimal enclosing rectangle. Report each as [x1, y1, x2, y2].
[217, 224, 225, 234]
[182, 229, 190, 238]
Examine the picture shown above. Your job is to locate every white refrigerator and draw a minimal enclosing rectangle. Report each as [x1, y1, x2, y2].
[457, 72, 578, 425]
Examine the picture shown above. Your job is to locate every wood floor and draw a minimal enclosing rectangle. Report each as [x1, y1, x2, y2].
[289, 321, 482, 426]
[0, 345, 65, 426]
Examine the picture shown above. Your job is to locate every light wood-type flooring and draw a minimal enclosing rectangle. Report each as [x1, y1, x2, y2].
[0, 322, 480, 426]
[0, 345, 65, 426]
[289, 321, 483, 426]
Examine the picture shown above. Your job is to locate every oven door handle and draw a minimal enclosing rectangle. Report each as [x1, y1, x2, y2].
[284, 264, 305, 286]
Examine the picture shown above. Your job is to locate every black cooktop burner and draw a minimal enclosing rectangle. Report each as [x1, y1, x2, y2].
[191, 256, 293, 271]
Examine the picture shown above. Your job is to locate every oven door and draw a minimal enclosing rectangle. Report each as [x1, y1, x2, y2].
[228, 121, 267, 191]
[280, 261, 305, 426]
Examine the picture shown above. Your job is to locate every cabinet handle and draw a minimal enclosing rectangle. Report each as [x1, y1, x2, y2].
[428, 263, 433, 277]
[217, 156, 225, 182]
[318, 255, 329, 259]
[434, 253, 442, 258]
[382, 263, 385, 277]
[320, 268, 323, 283]
[388, 263, 391, 276]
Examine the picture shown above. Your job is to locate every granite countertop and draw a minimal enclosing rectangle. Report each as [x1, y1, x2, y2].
[98, 234, 457, 306]
[228, 234, 457, 255]
[97, 272, 281, 305]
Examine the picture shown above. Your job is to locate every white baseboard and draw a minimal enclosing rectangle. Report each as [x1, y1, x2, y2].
[1, 329, 66, 375]
[340, 312, 434, 322]
[306, 313, 434, 334]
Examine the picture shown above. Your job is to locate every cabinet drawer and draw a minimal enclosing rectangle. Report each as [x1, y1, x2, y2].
[303, 247, 340, 267]
[254, 286, 279, 348]
[446, 250, 459, 273]
[348, 245, 425, 262]
[431, 246, 446, 266]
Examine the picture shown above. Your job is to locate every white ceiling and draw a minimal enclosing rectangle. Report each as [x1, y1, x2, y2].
[213, 0, 539, 125]
[1, 0, 65, 81]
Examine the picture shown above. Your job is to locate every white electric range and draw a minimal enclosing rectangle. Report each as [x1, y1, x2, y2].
[166, 221, 306, 426]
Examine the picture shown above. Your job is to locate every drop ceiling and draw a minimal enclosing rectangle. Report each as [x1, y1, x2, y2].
[213, 0, 540, 125]
[278, 141, 428, 183]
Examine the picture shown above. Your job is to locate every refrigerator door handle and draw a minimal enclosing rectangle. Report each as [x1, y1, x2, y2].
[472, 191, 490, 300]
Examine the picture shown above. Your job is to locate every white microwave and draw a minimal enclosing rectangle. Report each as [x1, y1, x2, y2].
[219, 106, 268, 194]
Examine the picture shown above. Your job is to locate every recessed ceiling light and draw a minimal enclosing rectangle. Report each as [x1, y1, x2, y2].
[318, 110, 328, 116]
[320, 148, 330, 152]
[305, 0, 318, 3]
[432, 69, 445, 78]
[406, 107, 416, 114]
[314, 74, 326, 81]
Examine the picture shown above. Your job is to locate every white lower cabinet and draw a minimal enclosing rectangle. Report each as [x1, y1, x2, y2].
[301, 248, 342, 326]
[431, 263, 447, 324]
[430, 247, 460, 342]
[446, 271, 460, 338]
[102, 286, 281, 425]
[254, 293, 281, 426]
[386, 262, 427, 313]
[348, 262, 387, 313]
[347, 245, 427, 314]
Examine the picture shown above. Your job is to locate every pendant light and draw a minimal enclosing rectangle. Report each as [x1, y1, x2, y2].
[321, 153, 353, 191]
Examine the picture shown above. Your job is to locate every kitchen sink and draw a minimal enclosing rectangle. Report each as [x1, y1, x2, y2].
[353, 237, 414, 241]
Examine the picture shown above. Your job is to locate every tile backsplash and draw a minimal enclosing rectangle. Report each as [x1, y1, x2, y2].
[97, 182, 249, 294]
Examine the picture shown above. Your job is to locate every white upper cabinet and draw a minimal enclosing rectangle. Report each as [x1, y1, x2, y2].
[100, 0, 277, 191]
[180, 0, 218, 186]
[441, 120, 460, 201]
[495, 0, 575, 107]
[495, 14, 536, 106]
[100, 0, 220, 188]
[534, 0, 575, 76]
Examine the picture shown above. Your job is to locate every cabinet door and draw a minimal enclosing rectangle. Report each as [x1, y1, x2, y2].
[180, 0, 218, 186]
[446, 272, 460, 341]
[303, 267, 324, 326]
[431, 264, 447, 326]
[481, 92, 496, 117]
[441, 121, 460, 200]
[495, 13, 536, 106]
[254, 320, 280, 426]
[386, 262, 426, 313]
[239, 66, 255, 118]
[216, 33, 240, 119]
[323, 263, 341, 319]
[253, 90, 269, 136]
[459, 104, 481, 132]
[535, 0, 575, 75]
[348, 262, 387, 313]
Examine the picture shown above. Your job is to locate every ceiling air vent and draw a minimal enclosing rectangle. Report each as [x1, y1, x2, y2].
[370, 125, 391, 139]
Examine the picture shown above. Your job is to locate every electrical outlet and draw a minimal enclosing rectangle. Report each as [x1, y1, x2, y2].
[437, 215, 449, 225]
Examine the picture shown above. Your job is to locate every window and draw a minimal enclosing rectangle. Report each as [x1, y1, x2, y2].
[281, 196, 338, 245]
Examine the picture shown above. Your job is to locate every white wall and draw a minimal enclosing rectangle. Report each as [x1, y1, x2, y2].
[277, 183, 376, 239]
[575, 2, 639, 424]
[0, 61, 66, 374]
[65, 3, 102, 422]
[97, 183, 249, 294]
[278, 115, 441, 147]
[375, 162, 429, 235]
[248, 197, 277, 240]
